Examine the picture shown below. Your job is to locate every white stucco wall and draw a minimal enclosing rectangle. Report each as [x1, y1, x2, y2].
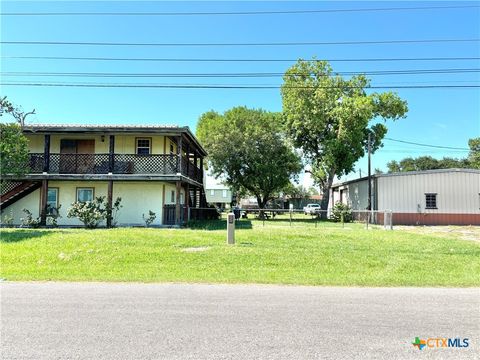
[1, 180, 186, 226]
[377, 170, 480, 213]
[25, 134, 175, 155]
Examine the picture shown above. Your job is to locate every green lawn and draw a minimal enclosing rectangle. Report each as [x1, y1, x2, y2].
[1, 218, 479, 286]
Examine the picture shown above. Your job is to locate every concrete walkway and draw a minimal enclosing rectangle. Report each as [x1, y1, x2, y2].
[1, 282, 479, 359]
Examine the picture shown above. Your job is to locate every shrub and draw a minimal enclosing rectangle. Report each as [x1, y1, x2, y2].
[142, 210, 156, 227]
[67, 196, 122, 229]
[20, 208, 41, 228]
[46, 204, 62, 227]
[106, 197, 122, 227]
[330, 202, 353, 223]
[1, 210, 14, 227]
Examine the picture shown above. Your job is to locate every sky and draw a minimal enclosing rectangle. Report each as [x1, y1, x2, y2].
[1, 1, 479, 185]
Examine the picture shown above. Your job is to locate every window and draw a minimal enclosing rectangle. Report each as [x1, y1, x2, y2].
[425, 193, 437, 209]
[222, 190, 227, 198]
[136, 138, 151, 155]
[47, 188, 59, 214]
[210, 189, 215, 196]
[171, 190, 175, 203]
[180, 193, 184, 205]
[77, 188, 94, 202]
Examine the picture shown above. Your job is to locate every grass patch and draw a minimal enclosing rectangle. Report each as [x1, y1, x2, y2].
[1, 218, 479, 286]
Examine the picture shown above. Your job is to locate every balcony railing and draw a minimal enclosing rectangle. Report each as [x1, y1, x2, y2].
[28, 153, 203, 182]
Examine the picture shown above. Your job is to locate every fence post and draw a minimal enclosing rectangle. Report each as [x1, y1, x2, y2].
[227, 212, 235, 245]
[341, 211, 344, 228]
[365, 211, 369, 229]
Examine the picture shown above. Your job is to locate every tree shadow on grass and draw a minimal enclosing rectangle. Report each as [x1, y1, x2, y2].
[187, 219, 253, 231]
[0, 229, 66, 243]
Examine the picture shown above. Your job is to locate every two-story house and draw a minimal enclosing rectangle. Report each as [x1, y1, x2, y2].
[1, 124, 208, 227]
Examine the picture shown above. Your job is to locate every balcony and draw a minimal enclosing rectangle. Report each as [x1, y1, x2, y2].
[28, 153, 203, 183]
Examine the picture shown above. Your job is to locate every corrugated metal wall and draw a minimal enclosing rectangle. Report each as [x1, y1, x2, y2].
[377, 171, 480, 213]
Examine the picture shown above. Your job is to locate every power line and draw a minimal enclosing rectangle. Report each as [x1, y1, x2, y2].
[2, 68, 479, 78]
[384, 138, 470, 150]
[3, 55, 480, 63]
[3, 4, 478, 16]
[1, 38, 478, 47]
[2, 82, 479, 90]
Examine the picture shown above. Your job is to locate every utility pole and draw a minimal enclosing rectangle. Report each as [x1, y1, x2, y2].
[367, 133, 372, 211]
[359, 169, 362, 178]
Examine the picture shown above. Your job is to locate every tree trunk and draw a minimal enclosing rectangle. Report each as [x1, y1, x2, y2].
[319, 170, 336, 218]
[257, 196, 269, 219]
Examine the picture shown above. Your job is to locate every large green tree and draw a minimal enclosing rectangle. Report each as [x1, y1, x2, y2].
[196, 107, 302, 209]
[386, 138, 479, 172]
[468, 137, 480, 169]
[281, 60, 408, 209]
[0, 123, 29, 177]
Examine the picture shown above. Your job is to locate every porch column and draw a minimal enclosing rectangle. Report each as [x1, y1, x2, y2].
[43, 134, 50, 173]
[177, 136, 183, 175]
[193, 152, 198, 179]
[106, 180, 113, 228]
[185, 183, 190, 222]
[39, 179, 48, 226]
[108, 135, 115, 174]
[175, 181, 182, 225]
[185, 143, 190, 177]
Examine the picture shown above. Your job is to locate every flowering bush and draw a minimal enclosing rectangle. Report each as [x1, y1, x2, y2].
[67, 196, 122, 229]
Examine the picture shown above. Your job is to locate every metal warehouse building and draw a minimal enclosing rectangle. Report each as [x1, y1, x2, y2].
[330, 168, 480, 225]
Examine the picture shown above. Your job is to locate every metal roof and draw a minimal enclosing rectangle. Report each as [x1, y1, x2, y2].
[22, 124, 207, 156]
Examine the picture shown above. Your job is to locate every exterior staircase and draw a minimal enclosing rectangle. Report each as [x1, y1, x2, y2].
[0, 181, 41, 210]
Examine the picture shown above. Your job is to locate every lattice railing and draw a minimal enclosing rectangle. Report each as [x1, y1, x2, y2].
[27, 153, 203, 179]
[113, 154, 178, 174]
[0, 180, 24, 196]
[29, 153, 45, 173]
[48, 153, 110, 174]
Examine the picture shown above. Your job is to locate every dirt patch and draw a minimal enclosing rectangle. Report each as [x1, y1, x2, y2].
[181, 246, 211, 253]
[395, 226, 480, 242]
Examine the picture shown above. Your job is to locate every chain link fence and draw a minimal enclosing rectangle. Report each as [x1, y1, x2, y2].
[187, 208, 394, 230]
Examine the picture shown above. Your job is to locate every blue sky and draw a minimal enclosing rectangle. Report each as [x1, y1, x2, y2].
[1, 1, 479, 182]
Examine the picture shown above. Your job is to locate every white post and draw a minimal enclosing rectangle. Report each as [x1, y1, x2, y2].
[227, 212, 235, 245]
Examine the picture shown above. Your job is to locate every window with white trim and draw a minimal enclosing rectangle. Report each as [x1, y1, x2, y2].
[47, 188, 58, 214]
[425, 193, 437, 209]
[222, 190, 227, 198]
[136, 138, 151, 155]
[210, 189, 215, 196]
[77, 188, 94, 202]
[171, 190, 175, 203]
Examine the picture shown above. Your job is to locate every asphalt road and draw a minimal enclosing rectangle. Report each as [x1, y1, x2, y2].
[1, 282, 479, 360]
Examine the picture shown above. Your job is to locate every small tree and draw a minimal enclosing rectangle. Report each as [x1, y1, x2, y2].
[330, 202, 353, 223]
